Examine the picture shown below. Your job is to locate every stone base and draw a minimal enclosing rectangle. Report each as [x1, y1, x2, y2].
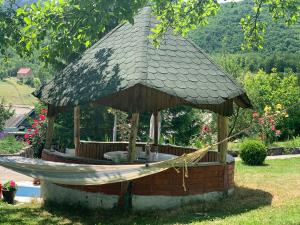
[41, 181, 234, 210]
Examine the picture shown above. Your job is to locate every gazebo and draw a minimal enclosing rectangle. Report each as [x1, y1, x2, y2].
[34, 7, 251, 209]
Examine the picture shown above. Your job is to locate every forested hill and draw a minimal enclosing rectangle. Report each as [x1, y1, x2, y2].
[189, 0, 300, 55]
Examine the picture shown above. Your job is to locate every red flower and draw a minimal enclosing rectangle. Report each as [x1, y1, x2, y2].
[34, 119, 39, 124]
[24, 133, 29, 139]
[271, 125, 276, 131]
[252, 112, 259, 119]
[32, 123, 37, 128]
[258, 118, 264, 125]
[41, 109, 48, 114]
[10, 180, 16, 187]
[27, 128, 32, 132]
[39, 114, 46, 121]
[26, 140, 31, 144]
[202, 125, 210, 133]
[275, 130, 281, 136]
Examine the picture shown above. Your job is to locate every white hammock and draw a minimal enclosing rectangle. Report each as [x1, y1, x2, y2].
[0, 147, 209, 185]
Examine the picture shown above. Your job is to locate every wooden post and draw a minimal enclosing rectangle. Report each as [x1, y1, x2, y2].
[113, 113, 117, 142]
[45, 115, 55, 150]
[128, 112, 139, 163]
[74, 106, 80, 155]
[153, 111, 159, 145]
[218, 114, 229, 164]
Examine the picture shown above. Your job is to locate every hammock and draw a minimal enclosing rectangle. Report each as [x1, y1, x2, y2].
[0, 147, 209, 185]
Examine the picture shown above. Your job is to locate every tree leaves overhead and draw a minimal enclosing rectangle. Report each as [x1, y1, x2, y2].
[1, 0, 299, 69]
[241, 0, 299, 49]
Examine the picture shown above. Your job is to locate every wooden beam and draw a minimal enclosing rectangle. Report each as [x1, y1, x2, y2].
[45, 115, 55, 150]
[128, 112, 139, 163]
[218, 114, 229, 164]
[74, 106, 80, 155]
[153, 111, 159, 145]
[112, 113, 117, 142]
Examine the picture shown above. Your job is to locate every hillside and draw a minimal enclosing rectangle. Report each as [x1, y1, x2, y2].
[189, 0, 300, 55]
[0, 77, 37, 105]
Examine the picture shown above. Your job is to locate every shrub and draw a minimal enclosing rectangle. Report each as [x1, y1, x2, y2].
[240, 139, 267, 165]
[24, 108, 48, 158]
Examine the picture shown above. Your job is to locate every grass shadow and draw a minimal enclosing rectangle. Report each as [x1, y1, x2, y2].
[0, 186, 273, 225]
[38, 186, 273, 225]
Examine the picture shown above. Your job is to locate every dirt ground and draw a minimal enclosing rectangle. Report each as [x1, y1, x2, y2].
[0, 166, 33, 183]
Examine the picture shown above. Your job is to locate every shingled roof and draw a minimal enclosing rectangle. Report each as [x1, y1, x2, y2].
[34, 7, 251, 116]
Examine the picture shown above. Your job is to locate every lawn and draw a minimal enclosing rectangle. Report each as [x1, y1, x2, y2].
[0, 135, 25, 154]
[0, 77, 37, 105]
[0, 158, 300, 225]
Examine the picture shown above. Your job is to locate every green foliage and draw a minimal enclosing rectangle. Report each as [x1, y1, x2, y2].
[0, 135, 24, 154]
[190, 1, 300, 77]
[24, 107, 48, 158]
[213, 53, 300, 75]
[244, 69, 300, 137]
[244, 70, 300, 110]
[2, 180, 17, 191]
[161, 106, 202, 146]
[53, 105, 115, 148]
[0, 0, 295, 69]
[272, 136, 300, 149]
[0, 100, 13, 131]
[189, 1, 300, 55]
[240, 139, 267, 165]
[0, 0, 24, 55]
[0, 48, 55, 84]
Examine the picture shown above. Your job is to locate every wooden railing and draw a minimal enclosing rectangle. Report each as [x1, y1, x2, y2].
[77, 141, 220, 162]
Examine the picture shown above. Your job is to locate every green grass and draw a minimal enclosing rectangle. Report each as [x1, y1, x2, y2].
[0, 135, 25, 154]
[1, 158, 300, 225]
[0, 77, 37, 105]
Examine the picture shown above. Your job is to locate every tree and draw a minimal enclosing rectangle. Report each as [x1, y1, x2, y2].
[0, 0, 297, 69]
[0, 100, 13, 132]
[244, 69, 300, 137]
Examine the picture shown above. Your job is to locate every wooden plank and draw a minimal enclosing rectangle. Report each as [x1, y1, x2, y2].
[218, 114, 229, 163]
[153, 111, 159, 145]
[128, 112, 139, 163]
[74, 106, 80, 154]
[45, 115, 55, 150]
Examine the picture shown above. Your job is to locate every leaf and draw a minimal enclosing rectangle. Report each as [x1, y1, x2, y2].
[16, 8, 25, 16]
[85, 40, 91, 48]
[24, 17, 31, 25]
[26, 41, 31, 51]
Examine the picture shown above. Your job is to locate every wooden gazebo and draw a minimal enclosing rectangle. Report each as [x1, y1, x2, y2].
[35, 7, 251, 209]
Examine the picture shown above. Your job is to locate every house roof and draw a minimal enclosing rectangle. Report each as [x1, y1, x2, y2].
[4, 105, 34, 128]
[17, 68, 32, 75]
[34, 7, 251, 116]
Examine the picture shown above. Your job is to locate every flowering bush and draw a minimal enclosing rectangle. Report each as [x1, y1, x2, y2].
[200, 124, 214, 145]
[189, 124, 214, 148]
[252, 104, 288, 143]
[24, 108, 48, 158]
[2, 180, 18, 191]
